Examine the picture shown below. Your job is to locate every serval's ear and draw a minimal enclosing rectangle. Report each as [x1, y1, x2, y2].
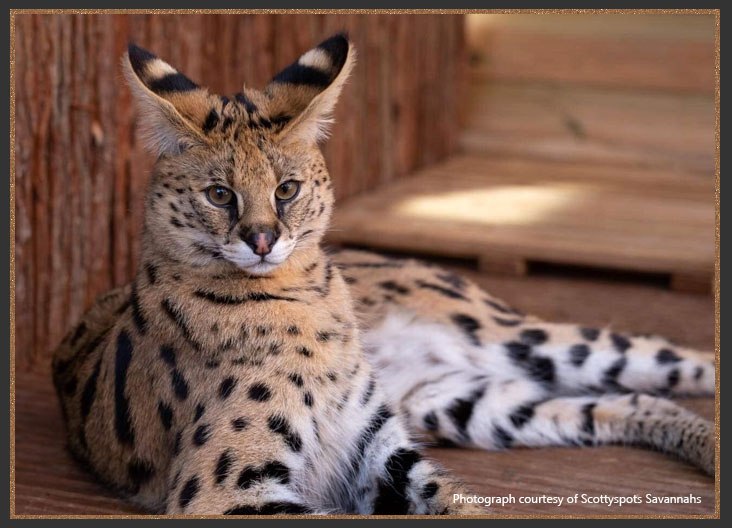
[265, 33, 355, 146]
[123, 43, 219, 156]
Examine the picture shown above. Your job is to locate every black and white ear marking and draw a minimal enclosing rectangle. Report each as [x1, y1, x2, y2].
[266, 33, 355, 145]
[270, 33, 350, 88]
[123, 43, 213, 156]
[127, 43, 201, 95]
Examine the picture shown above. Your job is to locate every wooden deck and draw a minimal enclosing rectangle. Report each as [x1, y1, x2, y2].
[327, 14, 716, 292]
[328, 154, 715, 291]
[13, 264, 716, 516]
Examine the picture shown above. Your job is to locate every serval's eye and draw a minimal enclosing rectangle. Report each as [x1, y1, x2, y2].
[206, 186, 234, 207]
[275, 180, 301, 202]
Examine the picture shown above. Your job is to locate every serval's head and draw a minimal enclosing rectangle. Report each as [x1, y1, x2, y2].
[124, 34, 354, 275]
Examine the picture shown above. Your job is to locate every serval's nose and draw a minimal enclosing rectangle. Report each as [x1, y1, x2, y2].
[241, 226, 279, 256]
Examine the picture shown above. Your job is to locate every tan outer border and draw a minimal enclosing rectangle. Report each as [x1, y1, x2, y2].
[8, 7, 721, 520]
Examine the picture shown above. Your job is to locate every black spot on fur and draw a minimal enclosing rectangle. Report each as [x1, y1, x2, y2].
[114, 331, 135, 446]
[193, 424, 211, 447]
[145, 262, 159, 285]
[297, 346, 312, 358]
[423, 411, 439, 431]
[379, 280, 410, 295]
[224, 502, 310, 515]
[610, 333, 632, 353]
[603, 357, 628, 390]
[80, 358, 102, 419]
[70, 322, 87, 347]
[63, 376, 78, 395]
[415, 280, 467, 300]
[219, 376, 238, 400]
[421, 481, 440, 500]
[289, 373, 304, 387]
[201, 109, 219, 133]
[580, 327, 600, 341]
[580, 402, 597, 445]
[303, 392, 314, 407]
[236, 466, 259, 490]
[450, 313, 482, 346]
[194, 403, 205, 422]
[528, 356, 555, 386]
[493, 316, 522, 327]
[248, 382, 272, 402]
[287, 325, 300, 335]
[694, 366, 704, 380]
[262, 461, 290, 484]
[237, 461, 290, 490]
[178, 476, 200, 510]
[505, 341, 532, 362]
[373, 448, 423, 514]
[326, 372, 337, 382]
[149, 73, 198, 94]
[445, 386, 486, 442]
[272, 62, 332, 87]
[509, 403, 536, 429]
[171, 369, 189, 401]
[232, 417, 248, 432]
[158, 401, 174, 430]
[667, 368, 681, 389]
[436, 272, 466, 291]
[159, 345, 176, 366]
[317, 32, 349, 72]
[173, 431, 182, 456]
[493, 426, 514, 448]
[127, 43, 156, 76]
[161, 298, 202, 352]
[520, 328, 548, 345]
[235, 92, 258, 114]
[657, 348, 682, 364]
[130, 283, 148, 335]
[128, 458, 155, 491]
[349, 405, 394, 476]
[214, 449, 234, 485]
[569, 344, 591, 367]
[194, 289, 299, 304]
[484, 298, 521, 315]
[268, 414, 302, 452]
[361, 376, 377, 406]
[507, 341, 555, 387]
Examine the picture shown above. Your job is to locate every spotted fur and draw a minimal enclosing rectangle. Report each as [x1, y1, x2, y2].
[52, 35, 482, 515]
[52, 35, 714, 516]
[336, 249, 715, 475]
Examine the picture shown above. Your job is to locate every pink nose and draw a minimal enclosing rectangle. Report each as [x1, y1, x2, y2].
[253, 233, 272, 256]
[241, 228, 278, 256]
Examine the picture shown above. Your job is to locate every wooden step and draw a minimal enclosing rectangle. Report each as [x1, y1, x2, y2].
[460, 82, 716, 174]
[327, 155, 715, 293]
[466, 13, 716, 94]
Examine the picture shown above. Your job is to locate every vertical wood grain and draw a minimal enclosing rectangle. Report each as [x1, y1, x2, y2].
[13, 13, 466, 368]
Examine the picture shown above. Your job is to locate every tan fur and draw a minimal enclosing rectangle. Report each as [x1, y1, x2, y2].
[52, 36, 483, 515]
[52, 34, 714, 516]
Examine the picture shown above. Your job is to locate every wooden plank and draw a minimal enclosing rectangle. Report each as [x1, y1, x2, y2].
[671, 273, 713, 295]
[466, 14, 716, 94]
[328, 155, 715, 280]
[460, 82, 715, 174]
